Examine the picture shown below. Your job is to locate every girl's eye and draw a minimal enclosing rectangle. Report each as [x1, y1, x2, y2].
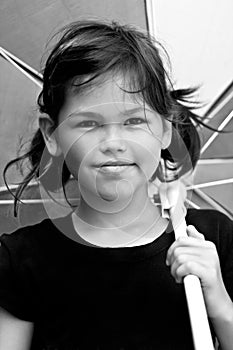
[77, 120, 99, 128]
[124, 118, 146, 125]
[76, 118, 147, 128]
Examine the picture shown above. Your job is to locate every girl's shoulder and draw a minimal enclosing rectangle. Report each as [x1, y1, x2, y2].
[0, 215, 67, 262]
[0, 216, 71, 321]
[186, 208, 233, 231]
[1, 215, 53, 240]
[186, 208, 233, 253]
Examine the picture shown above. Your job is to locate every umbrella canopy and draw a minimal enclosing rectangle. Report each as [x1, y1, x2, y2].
[188, 86, 233, 219]
[0, 0, 147, 233]
[0, 0, 233, 233]
[150, 0, 233, 218]
[0, 0, 147, 72]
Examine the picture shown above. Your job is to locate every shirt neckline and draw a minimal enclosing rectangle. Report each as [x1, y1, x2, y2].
[49, 213, 175, 262]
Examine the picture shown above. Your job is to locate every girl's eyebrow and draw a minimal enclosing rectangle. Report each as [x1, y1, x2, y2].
[68, 107, 152, 119]
[121, 107, 152, 115]
[68, 111, 102, 119]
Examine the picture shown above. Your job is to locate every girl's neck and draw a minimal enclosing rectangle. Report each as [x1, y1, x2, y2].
[76, 185, 158, 229]
[71, 210, 168, 247]
[71, 186, 169, 247]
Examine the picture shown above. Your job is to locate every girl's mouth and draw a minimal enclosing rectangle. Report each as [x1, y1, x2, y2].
[97, 164, 136, 174]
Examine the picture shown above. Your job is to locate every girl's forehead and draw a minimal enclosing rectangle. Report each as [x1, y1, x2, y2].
[72, 76, 133, 98]
[64, 76, 150, 113]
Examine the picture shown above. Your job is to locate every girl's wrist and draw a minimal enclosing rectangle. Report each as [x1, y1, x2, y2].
[209, 298, 233, 350]
[204, 277, 233, 320]
[210, 300, 233, 324]
[208, 286, 233, 322]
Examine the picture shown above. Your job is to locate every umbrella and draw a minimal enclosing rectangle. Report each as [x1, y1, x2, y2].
[0, 46, 227, 350]
[187, 86, 233, 220]
[144, 0, 233, 220]
[1, 45, 233, 220]
[145, 2, 232, 348]
[1, 7, 232, 348]
[158, 180, 215, 349]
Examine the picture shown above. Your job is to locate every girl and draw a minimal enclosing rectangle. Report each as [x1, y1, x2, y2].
[1, 20, 233, 350]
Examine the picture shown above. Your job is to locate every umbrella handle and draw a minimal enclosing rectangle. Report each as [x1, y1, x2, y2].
[157, 180, 215, 349]
[184, 275, 214, 349]
[173, 219, 215, 350]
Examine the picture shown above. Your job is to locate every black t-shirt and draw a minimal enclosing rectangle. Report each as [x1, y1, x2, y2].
[0, 209, 233, 350]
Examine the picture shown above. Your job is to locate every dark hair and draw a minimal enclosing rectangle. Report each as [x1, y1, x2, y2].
[4, 19, 205, 216]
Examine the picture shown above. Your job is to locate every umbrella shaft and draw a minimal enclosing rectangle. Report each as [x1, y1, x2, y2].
[184, 275, 214, 350]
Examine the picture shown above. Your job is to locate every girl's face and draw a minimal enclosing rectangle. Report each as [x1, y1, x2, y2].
[44, 76, 171, 205]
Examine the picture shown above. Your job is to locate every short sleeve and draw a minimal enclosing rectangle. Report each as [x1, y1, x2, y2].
[186, 209, 233, 302]
[220, 215, 233, 301]
[0, 233, 34, 321]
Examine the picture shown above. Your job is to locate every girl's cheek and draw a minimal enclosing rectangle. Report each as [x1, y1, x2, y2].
[58, 129, 86, 156]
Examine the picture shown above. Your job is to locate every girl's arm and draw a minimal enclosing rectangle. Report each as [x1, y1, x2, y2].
[166, 225, 233, 350]
[207, 281, 233, 350]
[210, 300, 233, 350]
[0, 306, 34, 350]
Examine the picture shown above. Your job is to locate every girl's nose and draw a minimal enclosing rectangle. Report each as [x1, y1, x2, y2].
[99, 123, 127, 153]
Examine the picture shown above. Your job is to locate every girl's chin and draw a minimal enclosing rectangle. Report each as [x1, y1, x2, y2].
[96, 188, 134, 202]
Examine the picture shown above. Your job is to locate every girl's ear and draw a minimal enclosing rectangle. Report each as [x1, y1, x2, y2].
[161, 119, 172, 149]
[39, 115, 62, 157]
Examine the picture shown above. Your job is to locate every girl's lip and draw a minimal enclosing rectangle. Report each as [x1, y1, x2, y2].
[96, 162, 136, 167]
[96, 164, 136, 175]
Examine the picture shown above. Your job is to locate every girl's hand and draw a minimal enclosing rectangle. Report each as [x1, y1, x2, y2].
[166, 225, 232, 320]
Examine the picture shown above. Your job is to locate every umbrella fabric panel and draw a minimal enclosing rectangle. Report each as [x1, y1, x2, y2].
[192, 162, 233, 215]
[199, 118, 233, 159]
[0, 0, 147, 71]
[0, 178, 80, 234]
[199, 96, 233, 158]
[0, 57, 40, 187]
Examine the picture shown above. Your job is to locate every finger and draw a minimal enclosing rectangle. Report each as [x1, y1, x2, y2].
[170, 253, 189, 279]
[187, 225, 205, 240]
[166, 239, 191, 265]
[173, 261, 205, 284]
[166, 236, 205, 264]
[166, 246, 206, 266]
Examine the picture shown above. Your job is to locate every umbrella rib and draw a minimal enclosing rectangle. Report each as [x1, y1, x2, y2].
[192, 188, 232, 218]
[185, 198, 200, 209]
[0, 198, 80, 205]
[0, 46, 43, 78]
[0, 47, 42, 88]
[144, 0, 157, 38]
[0, 175, 76, 193]
[0, 182, 39, 193]
[198, 158, 233, 164]
[187, 178, 233, 189]
[202, 86, 233, 123]
[200, 109, 233, 155]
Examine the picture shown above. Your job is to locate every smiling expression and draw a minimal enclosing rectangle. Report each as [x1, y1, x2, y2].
[44, 76, 172, 207]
